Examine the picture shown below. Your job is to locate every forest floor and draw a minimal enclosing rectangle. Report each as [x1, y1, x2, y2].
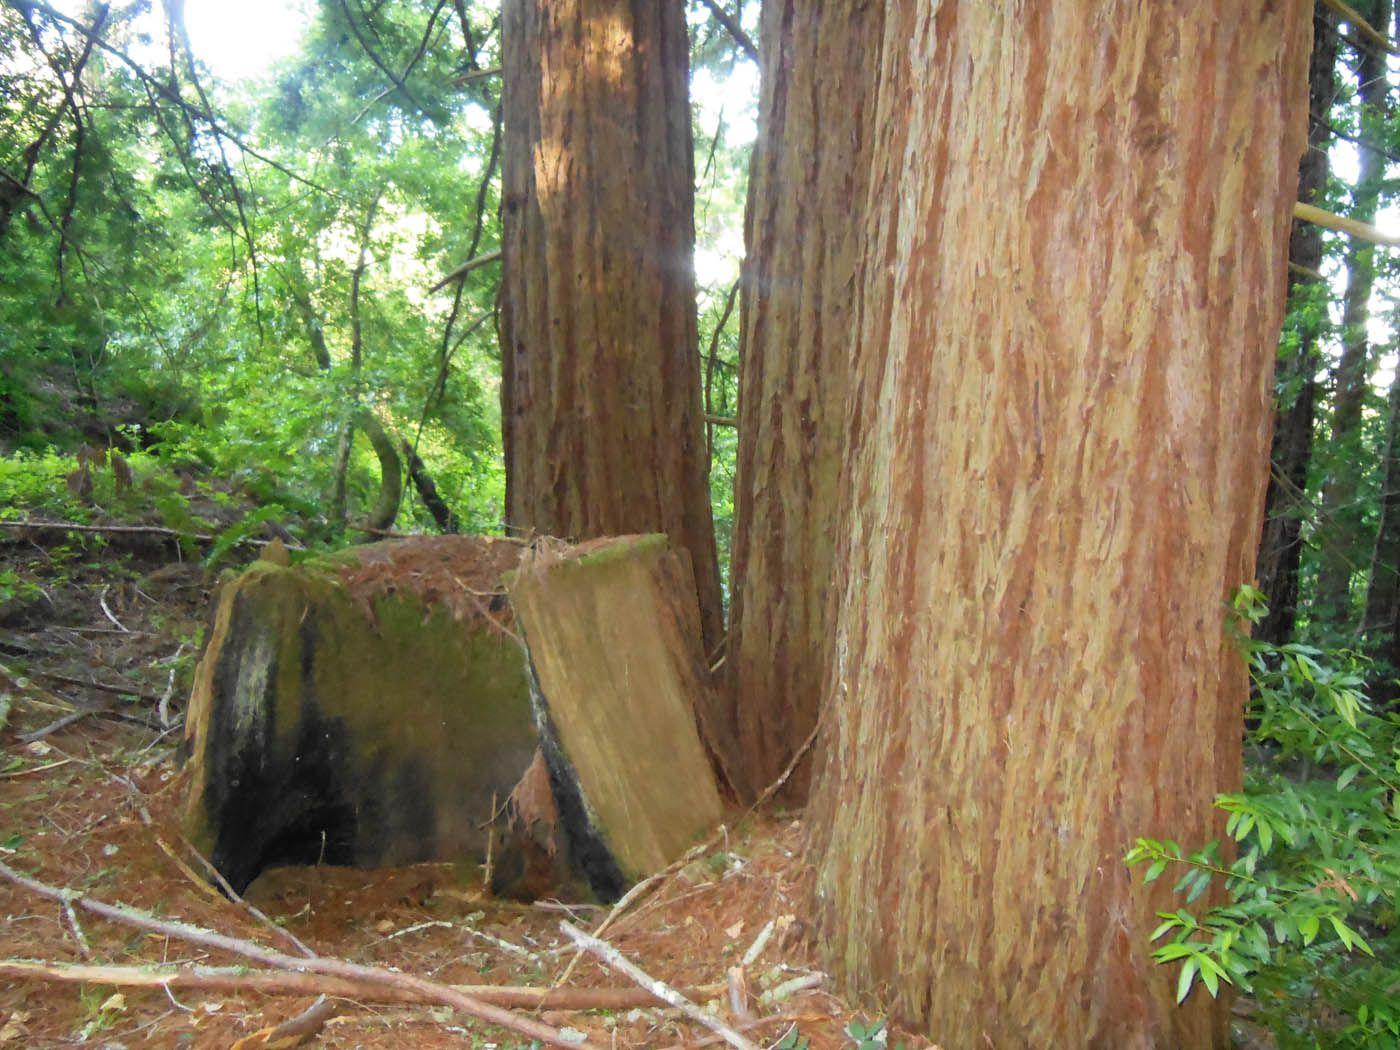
[0, 531, 918, 1049]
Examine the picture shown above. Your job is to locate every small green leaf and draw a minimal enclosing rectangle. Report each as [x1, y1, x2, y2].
[1176, 957, 1199, 1004]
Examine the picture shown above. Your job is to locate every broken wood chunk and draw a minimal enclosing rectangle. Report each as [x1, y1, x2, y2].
[505, 535, 726, 900]
[182, 536, 538, 892]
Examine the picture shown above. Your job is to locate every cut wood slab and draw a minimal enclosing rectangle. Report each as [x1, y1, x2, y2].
[183, 537, 537, 892]
[505, 536, 725, 900]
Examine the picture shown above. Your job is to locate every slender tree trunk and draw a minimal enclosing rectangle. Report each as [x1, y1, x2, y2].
[1363, 370, 1400, 694]
[498, 0, 723, 651]
[725, 0, 883, 801]
[1256, 0, 1339, 646]
[806, 4, 1310, 1047]
[1315, 0, 1390, 628]
[404, 441, 460, 533]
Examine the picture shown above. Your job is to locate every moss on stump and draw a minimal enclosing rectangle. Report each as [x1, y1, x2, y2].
[182, 537, 537, 892]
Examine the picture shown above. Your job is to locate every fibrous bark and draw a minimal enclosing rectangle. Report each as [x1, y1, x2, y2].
[498, 0, 723, 650]
[1256, 0, 1339, 647]
[806, 4, 1310, 1047]
[725, 0, 884, 802]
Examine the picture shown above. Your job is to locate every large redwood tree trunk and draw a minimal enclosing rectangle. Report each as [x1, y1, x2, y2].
[725, 0, 884, 801]
[806, 4, 1310, 1047]
[499, 0, 723, 648]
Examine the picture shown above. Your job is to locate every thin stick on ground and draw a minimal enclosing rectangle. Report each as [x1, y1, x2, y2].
[0, 861, 602, 1050]
[176, 834, 317, 959]
[553, 722, 821, 988]
[560, 921, 759, 1050]
[0, 959, 722, 1012]
[231, 995, 337, 1050]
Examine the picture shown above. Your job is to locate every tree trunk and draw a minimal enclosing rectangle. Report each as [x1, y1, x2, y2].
[725, 0, 884, 801]
[805, 4, 1310, 1047]
[1256, 0, 1338, 647]
[1315, 0, 1390, 629]
[1363, 370, 1400, 695]
[404, 441, 460, 533]
[498, 0, 723, 651]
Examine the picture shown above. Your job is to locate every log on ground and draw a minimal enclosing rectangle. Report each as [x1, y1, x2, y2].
[182, 536, 537, 892]
[502, 535, 725, 901]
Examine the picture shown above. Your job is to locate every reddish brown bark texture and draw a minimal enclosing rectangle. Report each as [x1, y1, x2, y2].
[806, 4, 1311, 1047]
[498, 0, 723, 648]
[726, 0, 883, 801]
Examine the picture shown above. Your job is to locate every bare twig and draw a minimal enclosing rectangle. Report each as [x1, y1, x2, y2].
[0, 758, 75, 778]
[696, 0, 759, 63]
[176, 836, 318, 960]
[560, 921, 758, 1050]
[0, 519, 304, 551]
[0, 958, 722, 1012]
[554, 722, 821, 989]
[0, 862, 601, 1050]
[429, 248, 503, 293]
[231, 995, 337, 1050]
[29, 670, 160, 704]
[97, 587, 128, 632]
[17, 705, 111, 744]
[1321, 0, 1400, 55]
[157, 644, 189, 729]
[1294, 201, 1400, 248]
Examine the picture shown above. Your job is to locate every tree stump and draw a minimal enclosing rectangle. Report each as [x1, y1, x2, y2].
[502, 535, 727, 901]
[182, 537, 537, 892]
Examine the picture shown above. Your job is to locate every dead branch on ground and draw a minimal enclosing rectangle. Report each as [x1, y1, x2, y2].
[0, 861, 602, 1050]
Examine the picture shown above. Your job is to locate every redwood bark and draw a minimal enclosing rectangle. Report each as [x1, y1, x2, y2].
[1315, 0, 1390, 628]
[726, 0, 883, 801]
[806, 4, 1310, 1047]
[1256, 0, 1338, 647]
[498, 0, 722, 649]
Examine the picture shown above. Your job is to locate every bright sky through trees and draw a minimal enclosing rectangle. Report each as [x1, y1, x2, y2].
[183, 0, 309, 81]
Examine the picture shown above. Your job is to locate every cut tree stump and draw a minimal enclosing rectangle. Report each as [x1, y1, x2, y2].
[502, 536, 727, 901]
[183, 537, 538, 892]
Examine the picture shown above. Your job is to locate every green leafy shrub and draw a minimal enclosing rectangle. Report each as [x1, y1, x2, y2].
[1127, 587, 1400, 1048]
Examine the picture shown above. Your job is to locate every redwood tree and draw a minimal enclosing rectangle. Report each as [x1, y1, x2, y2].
[806, 4, 1311, 1046]
[726, 0, 884, 800]
[498, 0, 723, 648]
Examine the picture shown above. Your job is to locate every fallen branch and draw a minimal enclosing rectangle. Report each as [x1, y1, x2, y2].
[0, 863, 601, 1050]
[553, 722, 822, 988]
[0, 519, 303, 551]
[429, 248, 503, 294]
[0, 958, 721, 1011]
[177, 834, 317, 960]
[17, 704, 112, 744]
[29, 669, 161, 704]
[1321, 0, 1400, 55]
[560, 921, 758, 1050]
[231, 996, 337, 1050]
[1294, 201, 1400, 249]
[696, 0, 759, 62]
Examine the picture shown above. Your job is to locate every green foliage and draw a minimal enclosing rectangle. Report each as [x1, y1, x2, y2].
[1128, 589, 1400, 1048]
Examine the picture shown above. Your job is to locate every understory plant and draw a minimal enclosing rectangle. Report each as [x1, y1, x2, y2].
[1127, 587, 1400, 1049]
